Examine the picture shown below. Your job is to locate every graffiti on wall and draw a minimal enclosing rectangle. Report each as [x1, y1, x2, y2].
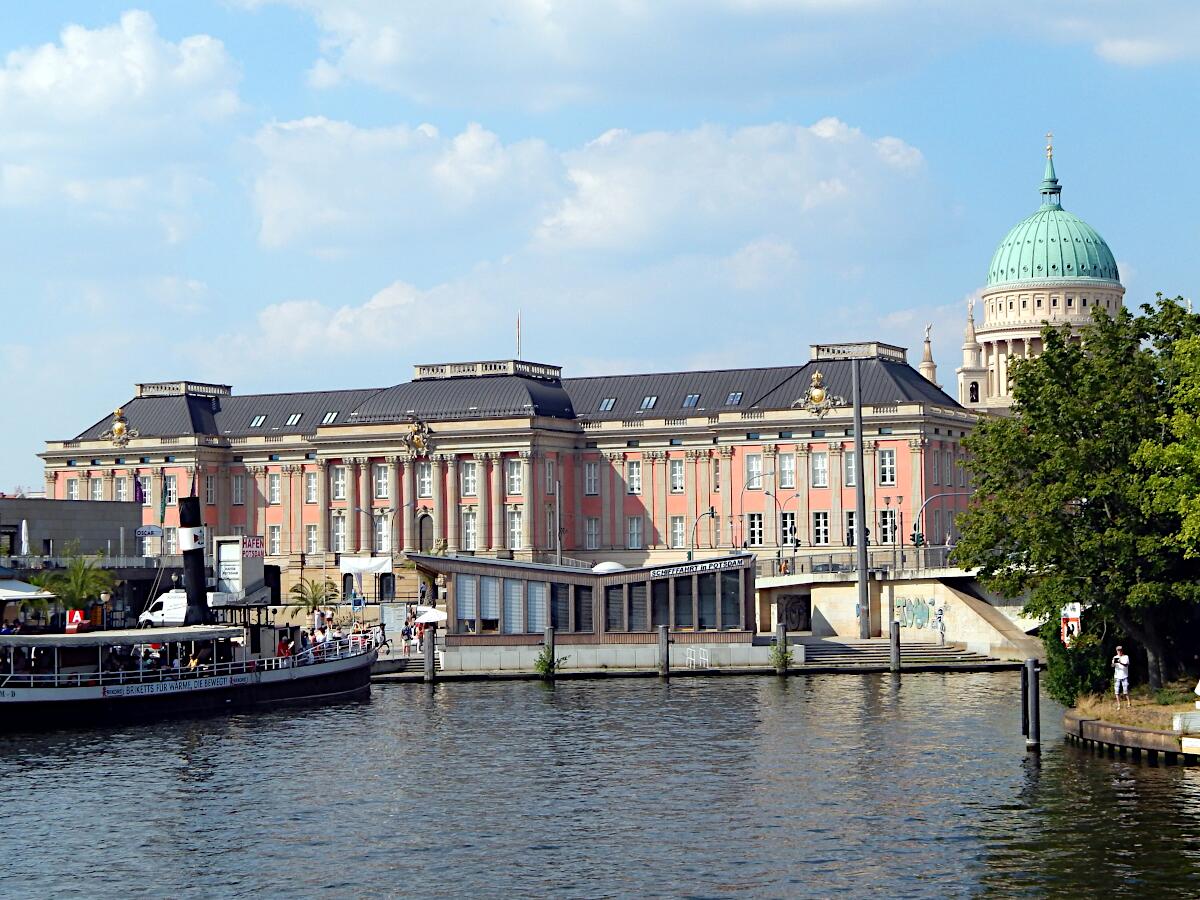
[897, 597, 946, 640]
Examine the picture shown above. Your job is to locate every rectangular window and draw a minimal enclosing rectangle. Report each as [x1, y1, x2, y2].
[507, 510, 522, 550]
[933, 509, 943, 547]
[506, 459, 523, 495]
[417, 462, 432, 497]
[670, 515, 685, 549]
[305, 524, 318, 554]
[463, 510, 477, 551]
[480, 577, 501, 630]
[551, 583, 570, 631]
[844, 451, 857, 487]
[250, 415, 266, 428]
[305, 471, 318, 503]
[670, 458, 684, 493]
[373, 464, 388, 499]
[461, 461, 478, 496]
[779, 453, 796, 489]
[322, 411, 338, 425]
[285, 413, 302, 427]
[456, 576, 478, 633]
[546, 508, 556, 550]
[546, 458, 556, 494]
[164, 475, 178, 505]
[140, 535, 154, 556]
[725, 391, 743, 406]
[626, 460, 641, 494]
[745, 453, 763, 489]
[812, 511, 830, 546]
[115, 477, 128, 503]
[232, 525, 245, 537]
[598, 398, 616, 412]
[268, 473, 281, 504]
[204, 474, 216, 505]
[231, 474, 244, 506]
[682, 393, 701, 408]
[585, 517, 600, 550]
[944, 449, 953, 486]
[164, 527, 178, 555]
[781, 511, 797, 546]
[268, 525, 281, 556]
[932, 449, 940, 485]
[880, 508, 897, 544]
[373, 515, 388, 553]
[332, 517, 346, 552]
[674, 578, 693, 628]
[140, 475, 153, 507]
[89, 478, 103, 501]
[629, 583, 648, 632]
[879, 449, 897, 486]
[526, 582, 548, 633]
[332, 466, 347, 500]
[640, 395, 657, 410]
[503, 579, 522, 634]
[626, 515, 643, 550]
[712, 456, 721, 491]
[747, 512, 764, 546]
[811, 452, 829, 488]
[584, 461, 599, 495]
[846, 510, 857, 546]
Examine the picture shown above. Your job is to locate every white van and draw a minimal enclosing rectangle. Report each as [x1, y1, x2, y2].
[138, 589, 196, 628]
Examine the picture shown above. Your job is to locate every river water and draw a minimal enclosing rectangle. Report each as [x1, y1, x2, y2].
[3, 673, 1200, 898]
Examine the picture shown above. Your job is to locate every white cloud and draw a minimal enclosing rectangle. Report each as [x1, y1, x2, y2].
[250, 117, 561, 250]
[0, 11, 239, 235]
[241, 1, 1200, 108]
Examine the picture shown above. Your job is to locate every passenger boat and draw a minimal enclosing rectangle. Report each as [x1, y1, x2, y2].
[0, 625, 377, 732]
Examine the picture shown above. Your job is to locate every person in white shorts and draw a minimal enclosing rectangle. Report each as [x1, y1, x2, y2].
[1112, 645, 1130, 709]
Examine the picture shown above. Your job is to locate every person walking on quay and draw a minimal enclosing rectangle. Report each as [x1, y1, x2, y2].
[1113, 645, 1131, 710]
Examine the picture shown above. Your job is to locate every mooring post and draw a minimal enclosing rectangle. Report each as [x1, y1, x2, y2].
[658, 624, 670, 679]
[544, 626, 556, 680]
[423, 627, 435, 684]
[775, 622, 788, 675]
[1025, 658, 1040, 753]
[1020, 665, 1029, 737]
[889, 620, 900, 673]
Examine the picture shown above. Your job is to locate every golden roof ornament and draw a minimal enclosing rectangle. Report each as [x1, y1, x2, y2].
[792, 369, 844, 418]
[403, 416, 432, 457]
[100, 407, 139, 447]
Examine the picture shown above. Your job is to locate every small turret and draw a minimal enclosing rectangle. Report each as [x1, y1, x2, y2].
[962, 299, 981, 368]
[918, 324, 938, 386]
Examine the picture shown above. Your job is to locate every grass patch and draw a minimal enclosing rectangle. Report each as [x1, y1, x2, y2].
[1074, 678, 1198, 731]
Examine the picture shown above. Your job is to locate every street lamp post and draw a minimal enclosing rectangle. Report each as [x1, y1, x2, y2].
[737, 469, 776, 549]
[689, 506, 717, 561]
[763, 490, 785, 572]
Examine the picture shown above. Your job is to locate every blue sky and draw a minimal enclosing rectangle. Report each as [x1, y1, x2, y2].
[2, 1, 1198, 491]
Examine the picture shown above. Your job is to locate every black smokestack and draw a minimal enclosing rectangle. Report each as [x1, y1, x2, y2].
[178, 496, 210, 625]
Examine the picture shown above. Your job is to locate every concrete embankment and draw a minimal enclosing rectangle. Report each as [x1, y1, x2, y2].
[1063, 710, 1200, 765]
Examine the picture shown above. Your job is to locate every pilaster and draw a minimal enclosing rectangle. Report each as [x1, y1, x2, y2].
[446, 454, 460, 553]
[488, 452, 504, 552]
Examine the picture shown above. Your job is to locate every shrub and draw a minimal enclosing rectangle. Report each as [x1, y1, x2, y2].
[533, 644, 568, 679]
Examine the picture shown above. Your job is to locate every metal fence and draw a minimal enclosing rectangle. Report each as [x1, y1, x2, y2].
[754, 545, 957, 578]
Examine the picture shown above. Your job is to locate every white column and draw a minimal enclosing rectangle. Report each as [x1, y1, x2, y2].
[316, 460, 328, 553]
[489, 453, 504, 551]
[519, 450, 534, 550]
[446, 454, 460, 553]
[402, 456, 416, 553]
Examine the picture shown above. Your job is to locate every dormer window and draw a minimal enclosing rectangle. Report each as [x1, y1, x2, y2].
[286, 413, 302, 426]
[682, 394, 701, 409]
[598, 398, 616, 412]
[250, 415, 266, 428]
[726, 392, 743, 406]
[640, 396, 657, 410]
[322, 411, 338, 424]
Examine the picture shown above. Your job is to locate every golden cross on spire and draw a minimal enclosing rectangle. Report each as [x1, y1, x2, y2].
[1045, 130, 1054, 159]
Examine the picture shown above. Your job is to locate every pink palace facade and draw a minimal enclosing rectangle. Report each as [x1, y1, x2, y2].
[40, 340, 977, 596]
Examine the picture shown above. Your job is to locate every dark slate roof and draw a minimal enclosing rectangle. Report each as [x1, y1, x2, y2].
[69, 356, 961, 441]
[563, 357, 960, 420]
[73, 389, 382, 440]
[349, 375, 575, 423]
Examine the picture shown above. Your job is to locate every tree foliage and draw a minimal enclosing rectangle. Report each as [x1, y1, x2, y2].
[954, 297, 1200, 690]
[286, 577, 339, 620]
[31, 545, 117, 613]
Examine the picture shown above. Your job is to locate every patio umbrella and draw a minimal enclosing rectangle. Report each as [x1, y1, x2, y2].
[414, 607, 447, 624]
[19, 519, 28, 556]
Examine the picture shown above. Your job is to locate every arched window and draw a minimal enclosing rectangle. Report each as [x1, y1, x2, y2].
[379, 573, 396, 603]
[342, 573, 355, 600]
[969, 382, 979, 403]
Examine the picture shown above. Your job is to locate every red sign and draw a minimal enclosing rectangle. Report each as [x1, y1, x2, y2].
[242, 535, 266, 558]
[66, 609, 86, 633]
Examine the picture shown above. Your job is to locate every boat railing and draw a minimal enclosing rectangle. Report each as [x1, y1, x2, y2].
[0, 635, 377, 690]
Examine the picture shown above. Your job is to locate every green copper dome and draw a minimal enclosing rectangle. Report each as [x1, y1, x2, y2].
[986, 153, 1120, 287]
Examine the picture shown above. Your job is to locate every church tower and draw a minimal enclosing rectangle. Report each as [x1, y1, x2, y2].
[958, 135, 1124, 413]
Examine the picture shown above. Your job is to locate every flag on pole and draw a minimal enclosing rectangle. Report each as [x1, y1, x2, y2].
[133, 473, 145, 504]
[188, 467, 197, 498]
[516, 309, 521, 359]
[159, 472, 168, 526]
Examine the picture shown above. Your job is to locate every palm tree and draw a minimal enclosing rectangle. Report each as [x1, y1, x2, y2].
[287, 577, 339, 623]
[24, 571, 61, 628]
[18, 596, 50, 627]
[53, 550, 116, 612]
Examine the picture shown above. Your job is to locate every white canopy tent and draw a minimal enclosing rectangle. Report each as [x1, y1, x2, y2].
[0, 579, 55, 602]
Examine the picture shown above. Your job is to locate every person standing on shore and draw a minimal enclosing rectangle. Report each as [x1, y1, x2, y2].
[1113, 645, 1131, 709]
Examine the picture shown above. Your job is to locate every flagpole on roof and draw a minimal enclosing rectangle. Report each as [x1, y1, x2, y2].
[516, 309, 522, 359]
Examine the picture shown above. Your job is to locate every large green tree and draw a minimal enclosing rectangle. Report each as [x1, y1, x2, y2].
[954, 298, 1200, 692]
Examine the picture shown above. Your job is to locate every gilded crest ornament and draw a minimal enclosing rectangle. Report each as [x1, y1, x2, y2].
[792, 370, 844, 418]
[100, 407, 139, 447]
[403, 416, 432, 457]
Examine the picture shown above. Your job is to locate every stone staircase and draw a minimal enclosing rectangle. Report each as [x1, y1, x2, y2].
[797, 639, 1003, 668]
